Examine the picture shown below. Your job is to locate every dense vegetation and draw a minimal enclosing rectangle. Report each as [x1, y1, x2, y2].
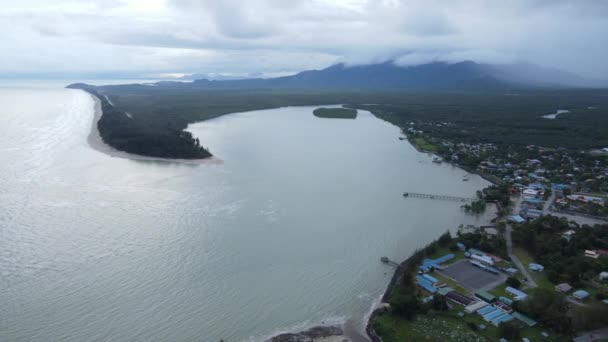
[512, 216, 608, 286]
[312, 107, 357, 119]
[68, 84, 211, 159]
[69, 82, 608, 159]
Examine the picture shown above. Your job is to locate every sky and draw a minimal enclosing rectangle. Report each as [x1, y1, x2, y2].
[1, 0, 607, 79]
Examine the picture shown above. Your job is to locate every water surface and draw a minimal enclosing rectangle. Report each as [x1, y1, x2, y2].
[0, 87, 493, 341]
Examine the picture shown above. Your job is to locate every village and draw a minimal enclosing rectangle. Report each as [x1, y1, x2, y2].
[372, 128, 608, 341]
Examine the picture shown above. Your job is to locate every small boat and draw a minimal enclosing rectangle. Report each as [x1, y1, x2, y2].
[462, 175, 470, 181]
[381, 256, 390, 263]
[403, 192, 409, 197]
[398, 137, 406, 140]
[432, 156, 442, 163]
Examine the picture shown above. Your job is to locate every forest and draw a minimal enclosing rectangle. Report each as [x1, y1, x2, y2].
[68, 83, 608, 159]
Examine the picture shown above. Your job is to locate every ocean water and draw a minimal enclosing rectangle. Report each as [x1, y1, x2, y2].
[0, 86, 493, 341]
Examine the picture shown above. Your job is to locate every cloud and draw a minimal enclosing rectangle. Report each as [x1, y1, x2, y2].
[0, 0, 607, 79]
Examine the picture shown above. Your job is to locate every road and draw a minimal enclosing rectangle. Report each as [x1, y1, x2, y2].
[505, 196, 538, 288]
[574, 328, 608, 342]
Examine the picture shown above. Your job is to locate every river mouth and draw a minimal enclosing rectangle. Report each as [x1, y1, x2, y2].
[1, 90, 494, 342]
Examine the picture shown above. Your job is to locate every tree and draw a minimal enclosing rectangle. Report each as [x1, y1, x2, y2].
[438, 231, 452, 247]
[497, 321, 521, 340]
[430, 295, 448, 311]
[506, 276, 521, 289]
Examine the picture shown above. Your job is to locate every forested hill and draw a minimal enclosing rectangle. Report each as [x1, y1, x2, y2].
[161, 61, 603, 90]
[68, 83, 211, 159]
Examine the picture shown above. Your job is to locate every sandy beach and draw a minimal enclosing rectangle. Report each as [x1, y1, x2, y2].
[86, 94, 222, 165]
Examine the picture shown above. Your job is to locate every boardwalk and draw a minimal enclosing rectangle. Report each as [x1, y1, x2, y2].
[403, 192, 476, 202]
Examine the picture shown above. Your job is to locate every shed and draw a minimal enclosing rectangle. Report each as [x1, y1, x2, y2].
[456, 242, 466, 251]
[573, 290, 590, 300]
[474, 290, 496, 303]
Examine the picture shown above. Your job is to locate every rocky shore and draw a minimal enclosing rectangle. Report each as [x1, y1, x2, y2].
[267, 326, 347, 342]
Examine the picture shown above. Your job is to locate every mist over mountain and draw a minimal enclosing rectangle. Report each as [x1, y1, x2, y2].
[161, 61, 605, 91]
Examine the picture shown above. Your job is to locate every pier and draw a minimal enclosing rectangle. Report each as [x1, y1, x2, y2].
[381, 256, 401, 268]
[403, 192, 476, 202]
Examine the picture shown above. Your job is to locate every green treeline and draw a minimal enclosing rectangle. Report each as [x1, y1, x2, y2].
[69, 84, 211, 159]
[313, 107, 357, 119]
[68, 84, 608, 158]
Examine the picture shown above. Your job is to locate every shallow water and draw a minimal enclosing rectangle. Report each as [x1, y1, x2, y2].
[0, 87, 493, 341]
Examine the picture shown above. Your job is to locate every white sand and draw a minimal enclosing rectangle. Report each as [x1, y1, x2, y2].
[86, 94, 222, 165]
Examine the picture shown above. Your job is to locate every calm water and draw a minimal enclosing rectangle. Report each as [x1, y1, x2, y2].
[0, 87, 493, 342]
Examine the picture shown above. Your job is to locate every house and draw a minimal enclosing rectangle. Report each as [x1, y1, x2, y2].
[585, 250, 600, 259]
[529, 263, 544, 272]
[561, 230, 576, 241]
[573, 290, 590, 300]
[510, 215, 526, 224]
[523, 189, 539, 198]
[506, 286, 528, 301]
[482, 227, 499, 237]
[505, 268, 518, 275]
[456, 242, 466, 251]
[555, 283, 573, 293]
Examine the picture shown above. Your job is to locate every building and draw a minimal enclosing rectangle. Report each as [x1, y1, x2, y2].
[446, 291, 476, 306]
[529, 263, 544, 272]
[573, 290, 590, 300]
[506, 286, 528, 301]
[555, 283, 572, 293]
[471, 253, 495, 266]
[465, 300, 489, 314]
[510, 215, 526, 224]
[512, 312, 537, 327]
[600, 272, 608, 281]
[474, 290, 496, 303]
[585, 250, 600, 259]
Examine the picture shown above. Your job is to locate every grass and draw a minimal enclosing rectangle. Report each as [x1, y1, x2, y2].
[426, 246, 465, 265]
[513, 247, 555, 291]
[433, 272, 469, 294]
[412, 136, 439, 153]
[489, 283, 511, 299]
[374, 310, 489, 342]
[374, 307, 571, 342]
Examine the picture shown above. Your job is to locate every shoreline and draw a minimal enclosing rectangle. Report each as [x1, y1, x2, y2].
[365, 135, 501, 341]
[85, 93, 222, 165]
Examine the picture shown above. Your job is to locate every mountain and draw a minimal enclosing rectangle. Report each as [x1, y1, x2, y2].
[162, 61, 602, 91]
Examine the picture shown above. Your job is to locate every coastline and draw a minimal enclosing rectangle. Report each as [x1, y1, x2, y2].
[85, 93, 222, 165]
[365, 135, 501, 341]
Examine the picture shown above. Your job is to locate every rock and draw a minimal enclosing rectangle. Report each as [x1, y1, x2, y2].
[267, 326, 344, 342]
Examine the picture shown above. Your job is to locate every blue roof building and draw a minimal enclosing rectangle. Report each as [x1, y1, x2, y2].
[573, 290, 590, 300]
[506, 286, 528, 300]
[510, 215, 526, 223]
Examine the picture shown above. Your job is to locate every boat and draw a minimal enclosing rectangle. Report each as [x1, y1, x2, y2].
[398, 136, 406, 140]
[462, 175, 470, 181]
[432, 156, 442, 163]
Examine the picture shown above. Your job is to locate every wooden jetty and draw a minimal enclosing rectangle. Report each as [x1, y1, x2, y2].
[381, 257, 401, 268]
[403, 192, 476, 202]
